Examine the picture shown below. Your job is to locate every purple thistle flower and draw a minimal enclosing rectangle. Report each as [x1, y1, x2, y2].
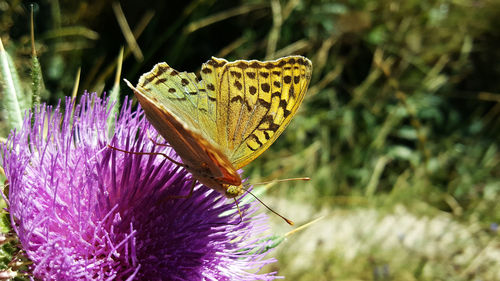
[1, 93, 280, 281]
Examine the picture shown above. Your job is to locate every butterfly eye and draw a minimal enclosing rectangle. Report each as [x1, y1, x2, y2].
[224, 185, 243, 198]
[201, 162, 208, 168]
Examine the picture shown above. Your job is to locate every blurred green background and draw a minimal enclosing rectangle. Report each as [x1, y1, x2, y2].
[1, 0, 500, 280]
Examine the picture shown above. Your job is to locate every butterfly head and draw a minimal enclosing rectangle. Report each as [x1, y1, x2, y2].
[224, 184, 245, 198]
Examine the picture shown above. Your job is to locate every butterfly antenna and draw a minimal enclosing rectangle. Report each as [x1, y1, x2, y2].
[251, 177, 310, 186]
[107, 144, 185, 167]
[241, 186, 294, 225]
[285, 216, 324, 237]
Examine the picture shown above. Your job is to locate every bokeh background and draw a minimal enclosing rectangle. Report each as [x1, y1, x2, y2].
[1, 0, 500, 280]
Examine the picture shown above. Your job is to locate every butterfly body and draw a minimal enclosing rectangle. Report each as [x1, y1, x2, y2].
[125, 56, 312, 198]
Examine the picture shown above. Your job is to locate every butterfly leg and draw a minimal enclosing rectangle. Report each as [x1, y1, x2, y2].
[154, 180, 196, 205]
[146, 130, 171, 147]
[212, 198, 243, 226]
[233, 198, 243, 225]
[107, 144, 184, 167]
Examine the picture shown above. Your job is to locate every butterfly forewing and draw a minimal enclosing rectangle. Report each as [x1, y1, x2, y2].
[200, 56, 312, 169]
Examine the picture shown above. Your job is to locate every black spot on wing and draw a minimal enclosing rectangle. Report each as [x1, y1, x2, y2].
[264, 131, 271, 140]
[142, 76, 153, 86]
[230, 71, 242, 78]
[261, 83, 270, 93]
[154, 78, 167, 85]
[156, 65, 169, 76]
[231, 95, 252, 111]
[208, 59, 227, 68]
[234, 81, 243, 90]
[250, 62, 260, 68]
[249, 86, 257, 95]
[279, 99, 292, 118]
[271, 91, 281, 99]
[247, 143, 258, 151]
[258, 98, 271, 109]
[236, 61, 249, 69]
[247, 134, 264, 151]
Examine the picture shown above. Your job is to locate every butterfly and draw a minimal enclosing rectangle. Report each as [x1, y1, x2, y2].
[125, 56, 312, 201]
